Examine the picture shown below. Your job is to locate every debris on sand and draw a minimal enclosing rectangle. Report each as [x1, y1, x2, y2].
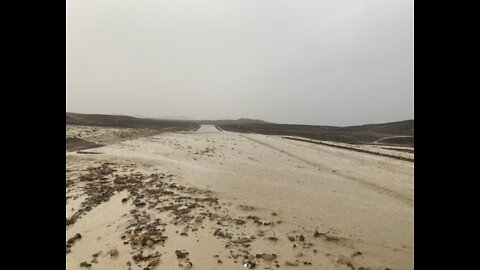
[67, 163, 118, 226]
[285, 261, 299, 266]
[258, 229, 278, 241]
[132, 251, 161, 263]
[213, 228, 224, 237]
[234, 218, 246, 225]
[175, 250, 190, 259]
[67, 162, 357, 270]
[232, 237, 252, 244]
[66, 233, 82, 253]
[314, 227, 333, 238]
[77, 151, 102, 154]
[239, 205, 255, 211]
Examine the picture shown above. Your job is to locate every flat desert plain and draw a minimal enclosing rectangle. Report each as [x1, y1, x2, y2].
[66, 125, 413, 270]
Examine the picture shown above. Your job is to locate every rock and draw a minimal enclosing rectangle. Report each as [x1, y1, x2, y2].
[80, 262, 92, 268]
[285, 261, 299, 266]
[334, 255, 351, 265]
[110, 248, 119, 257]
[298, 235, 305, 241]
[175, 250, 189, 259]
[122, 198, 128, 203]
[234, 219, 246, 225]
[351, 251, 363, 257]
[264, 254, 277, 262]
[135, 202, 146, 208]
[194, 216, 204, 223]
[243, 260, 256, 268]
[217, 259, 223, 264]
[232, 237, 252, 244]
[148, 258, 160, 266]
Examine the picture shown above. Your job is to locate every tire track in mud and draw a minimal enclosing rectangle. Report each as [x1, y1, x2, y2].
[239, 134, 413, 206]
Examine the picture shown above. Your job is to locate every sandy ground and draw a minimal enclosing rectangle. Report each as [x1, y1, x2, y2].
[66, 125, 413, 270]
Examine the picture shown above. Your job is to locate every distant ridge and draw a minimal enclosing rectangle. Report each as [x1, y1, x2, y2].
[195, 118, 270, 125]
[218, 119, 414, 147]
[66, 113, 270, 126]
[66, 112, 197, 130]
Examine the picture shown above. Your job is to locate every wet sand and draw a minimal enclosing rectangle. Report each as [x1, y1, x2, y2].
[66, 125, 413, 270]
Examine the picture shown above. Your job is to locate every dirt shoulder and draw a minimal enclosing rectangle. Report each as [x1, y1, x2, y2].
[66, 125, 166, 152]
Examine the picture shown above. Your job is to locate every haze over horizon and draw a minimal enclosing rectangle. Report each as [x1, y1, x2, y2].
[67, 0, 413, 126]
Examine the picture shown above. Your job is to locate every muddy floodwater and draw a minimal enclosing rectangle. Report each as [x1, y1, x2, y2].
[66, 125, 413, 270]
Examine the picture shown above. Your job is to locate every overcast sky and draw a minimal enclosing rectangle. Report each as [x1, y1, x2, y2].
[67, 0, 413, 126]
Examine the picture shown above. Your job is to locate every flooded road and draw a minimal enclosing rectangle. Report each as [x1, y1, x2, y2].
[66, 125, 413, 270]
[196, 125, 220, 132]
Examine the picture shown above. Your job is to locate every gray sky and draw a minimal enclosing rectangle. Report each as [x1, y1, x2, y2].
[67, 0, 413, 126]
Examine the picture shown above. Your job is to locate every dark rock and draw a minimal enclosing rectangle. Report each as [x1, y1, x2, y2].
[80, 262, 92, 268]
[351, 251, 363, 257]
[175, 250, 189, 259]
[233, 219, 246, 225]
[244, 260, 256, 268]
